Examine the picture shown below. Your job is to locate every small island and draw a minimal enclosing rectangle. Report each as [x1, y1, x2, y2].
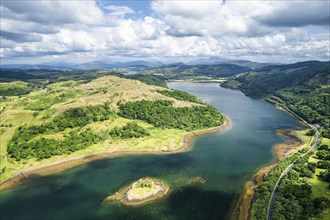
[103, 177, 169, 206]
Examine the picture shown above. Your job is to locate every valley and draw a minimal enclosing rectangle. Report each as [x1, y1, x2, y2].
[0, 60, 329, 220]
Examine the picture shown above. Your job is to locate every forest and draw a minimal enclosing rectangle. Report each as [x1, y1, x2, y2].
[109, 122, 150, 139]
[50, 103, 112, 130]
[126, 74, 167, 87]
[253, 142, 330, 220]
[222, 61, 330, 138]
[0, 87, 32, 96]
[272, 143, 330, 219]
[6, 97, 224, 160]
[8, 128, 101, 160]
[118, 100, 224, 131]
[157, 89, 202, 104]
[7, 104, 112, 160]
[139, 63, 251, 79]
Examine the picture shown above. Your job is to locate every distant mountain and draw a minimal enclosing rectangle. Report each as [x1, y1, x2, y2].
[64, 60, 164, 69]
[162, 62, 187, 67]
[222, 60, 330, 137]
[1, 58, 274, 70]
[223, 60, 330, 96]
[217, 60, 275, 69]
[0, 64, 60, 70]
[139, 63, 252, 79]
[186, 58, 274, 69]
[69, 61, 115, 69]
[1, 60, 164, 70]
[187, 57, 227, 65]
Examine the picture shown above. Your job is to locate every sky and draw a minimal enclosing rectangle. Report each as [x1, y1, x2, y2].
[0, 0, 329, 64]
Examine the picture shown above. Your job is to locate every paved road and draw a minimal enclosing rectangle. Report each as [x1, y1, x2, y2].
[267, 125, 320, 220]
[303, 125, 320, 156]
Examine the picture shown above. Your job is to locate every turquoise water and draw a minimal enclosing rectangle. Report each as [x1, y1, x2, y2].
[0, 83, 301, 220]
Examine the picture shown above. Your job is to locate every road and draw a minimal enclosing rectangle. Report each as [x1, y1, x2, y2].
[267, 124, 320, 220]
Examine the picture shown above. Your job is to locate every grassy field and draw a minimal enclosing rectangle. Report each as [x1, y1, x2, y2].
[308, 137, 330, 219]
[0, 75, 202, 184]
[291, 130, 315, 148]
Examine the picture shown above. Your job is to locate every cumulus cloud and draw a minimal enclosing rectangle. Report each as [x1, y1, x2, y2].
[151, 0, 272, 38]
[255, 1, 330, 27]
[0, 31, 42, 43]
[106, 5, 135, 17]
[152, 1, 222, 19]
[151, 0, 330, 37]
[0, 0, 329, 63]
[0, 0, 104, 25]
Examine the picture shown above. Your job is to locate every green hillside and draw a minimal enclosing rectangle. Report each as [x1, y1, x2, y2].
[0, 72, 224, 183]
[139, 63, 251, 80]
[222, 61, 330, 137]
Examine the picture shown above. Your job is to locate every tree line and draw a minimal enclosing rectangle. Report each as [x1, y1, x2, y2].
[253, 143, 330, 219]
[109, 122, 150, 139]
[156, 89, 202, 104]
[7, 104, 113, 160]
[118, 100, 224, 131]
[221, 61, 330, 138]
[272, 144, 330, 219]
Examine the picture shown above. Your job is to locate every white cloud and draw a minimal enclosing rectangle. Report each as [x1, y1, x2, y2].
[151, 0, 269, 37]
[106, 5, 135, 17]
[152, 0, 222, 19]
[0, 0, 329, 63]
[0, 0, 104, 25]
[255, 1, 330, 27]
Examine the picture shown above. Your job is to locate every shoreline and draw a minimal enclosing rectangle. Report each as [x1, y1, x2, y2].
[167, 79, 225, 83]
[103, 178, 169, 206]
[221, 86, 309, 220]
[0, 115, 231, 192]
[232, 128, 305, 220]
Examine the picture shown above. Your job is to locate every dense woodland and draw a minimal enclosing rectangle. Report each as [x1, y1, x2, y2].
[253, 143, 330, 220]
[139, 63, 251, 79]
[222, 61, 330, 138]
[109, 122, 150, 139]
[50, 103, 112, 130]
[221, 61, 330, 219]
[126, 74, 167, 87]
[157, 89, 202, 104]
[272, 144, 330, 219]
[253, 150, 303, 219]
[0, 87, 32, 96]
[119, 100, 224, 131]
[7, 104, 112, 160]
[6, 87, 223, 160]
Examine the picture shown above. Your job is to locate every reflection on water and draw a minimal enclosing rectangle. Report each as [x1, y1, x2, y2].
[0, 83, 301, 220]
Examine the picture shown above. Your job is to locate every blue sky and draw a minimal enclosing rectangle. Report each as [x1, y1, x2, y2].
[98, 0, 153, 15]
[0, 0, 329, 64]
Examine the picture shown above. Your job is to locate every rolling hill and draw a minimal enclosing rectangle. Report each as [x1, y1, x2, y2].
[139, 63, 252, 80]
[0, 72, 224, 185]
[222, 60, 330, 137]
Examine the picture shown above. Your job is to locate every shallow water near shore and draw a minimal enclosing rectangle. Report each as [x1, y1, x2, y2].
[0, 83, 302, 220]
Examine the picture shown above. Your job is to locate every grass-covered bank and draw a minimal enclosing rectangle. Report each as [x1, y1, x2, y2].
[0, 116, 230, 191]
[221, 61, 330, 219]
[222, 61, 330, 139]
[0, 73, 228, 191]
[250, 131, 330, 220]
[232, 129, 309, 220]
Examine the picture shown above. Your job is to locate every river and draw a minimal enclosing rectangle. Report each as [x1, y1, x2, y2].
[0, 83, 302, 220]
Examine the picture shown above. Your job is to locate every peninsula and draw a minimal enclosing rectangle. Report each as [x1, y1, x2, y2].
[0, 72, 227, 191]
